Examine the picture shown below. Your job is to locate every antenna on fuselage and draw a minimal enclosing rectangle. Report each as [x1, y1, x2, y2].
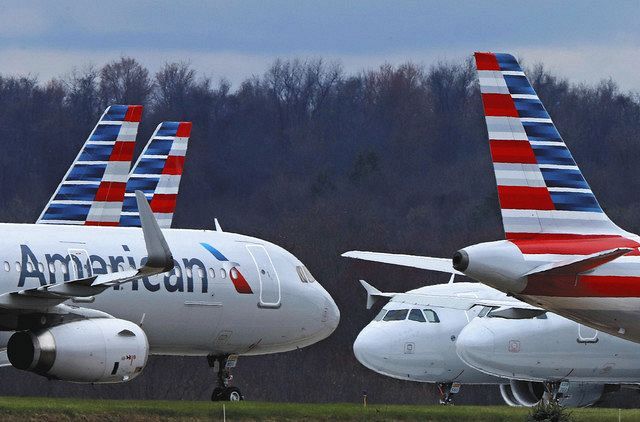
[214, 218, 223, 232]
[448, 273, 456, 284]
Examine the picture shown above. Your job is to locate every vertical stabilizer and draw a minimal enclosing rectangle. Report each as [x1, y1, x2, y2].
[37, 105, 142, 225]
[120, 122, 191, 228]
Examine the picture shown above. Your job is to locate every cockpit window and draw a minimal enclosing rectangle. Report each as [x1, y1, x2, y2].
[409, 308, 426, 322]
[382, 309, 408, 321]
[423, 309, 440, 323]
[296, 266, 316, 283]
[374, 308, 386, 321]
[478, 306, 494, 318]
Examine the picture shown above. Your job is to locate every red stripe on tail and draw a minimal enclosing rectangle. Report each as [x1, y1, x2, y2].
[482, 94, 519, 117]
[490, 140, 537, 164]
[124, 105, 143, 122]
[497, 186, 555, 210]
[474, 52, 500, 71]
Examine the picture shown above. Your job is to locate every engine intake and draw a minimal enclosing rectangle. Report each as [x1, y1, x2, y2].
[7, 318, 148, 383]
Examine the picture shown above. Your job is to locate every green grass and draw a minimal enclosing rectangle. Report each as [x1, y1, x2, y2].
[0, 397, 637, 421]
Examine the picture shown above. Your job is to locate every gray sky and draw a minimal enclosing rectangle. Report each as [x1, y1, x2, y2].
[1, 1, 638, 90]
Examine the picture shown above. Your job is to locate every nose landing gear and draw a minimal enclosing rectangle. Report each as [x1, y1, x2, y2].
[208, 354, 244, 401]
[438, 382, 461, 405]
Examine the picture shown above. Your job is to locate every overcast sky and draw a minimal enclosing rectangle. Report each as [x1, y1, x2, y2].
[1, 1, 638, 91]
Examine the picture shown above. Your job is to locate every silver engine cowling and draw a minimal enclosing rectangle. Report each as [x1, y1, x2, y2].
[502, 380, 604, 407]
[7, 318, 148, 383]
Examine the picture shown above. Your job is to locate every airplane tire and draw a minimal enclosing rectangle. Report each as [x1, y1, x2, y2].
[226, 387, 243, 401]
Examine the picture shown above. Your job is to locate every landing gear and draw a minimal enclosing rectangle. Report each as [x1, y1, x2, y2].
[437, 382, 461, 405]
[208, 355, 244, 401]
[544, 381, 570, 403]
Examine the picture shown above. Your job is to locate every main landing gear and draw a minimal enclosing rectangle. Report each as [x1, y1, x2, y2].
[208, 355, 244, 401]
[437, 382, 461, 405]
[544, 381, 570, 403]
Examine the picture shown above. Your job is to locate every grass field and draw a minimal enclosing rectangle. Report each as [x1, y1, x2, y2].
[0, 397, 638, 421]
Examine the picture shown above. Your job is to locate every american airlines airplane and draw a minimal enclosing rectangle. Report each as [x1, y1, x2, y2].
[450, 52, 640, 343]
[1, 105, 340, 401]
[456, 309, 640, 406]
[352, 278, 629, 406]
[347, 52, 640, 344]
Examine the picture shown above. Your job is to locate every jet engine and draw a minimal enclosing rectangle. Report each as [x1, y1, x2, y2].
[7, 318, 148, 383]
[501, 380, 605, 407]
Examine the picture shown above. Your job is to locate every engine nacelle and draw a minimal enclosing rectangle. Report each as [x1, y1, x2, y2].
[502, 380, 604, 407]
[7, 318, 148, 383]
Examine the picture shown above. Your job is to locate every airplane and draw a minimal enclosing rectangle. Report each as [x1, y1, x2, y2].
[353, 278, 627, 406]
[346, 52, 640, 344]
[449, 52, 640, 343]
[456, 308, 640, 406]
[1, 105, 340, 401]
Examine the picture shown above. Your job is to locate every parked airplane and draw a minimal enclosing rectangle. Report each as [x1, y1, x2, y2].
[449, 52, 640, 343]
[353, 279, 623, 406]
[456, 308, 639, 405]
[347, 52, 640, 344]
[2, 105, 339, 401]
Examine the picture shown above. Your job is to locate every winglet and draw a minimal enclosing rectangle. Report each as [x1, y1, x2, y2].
[136, 190, 174, 272]
[359, 280, 396, 309]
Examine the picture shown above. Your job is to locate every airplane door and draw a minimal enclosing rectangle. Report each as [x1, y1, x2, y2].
[577, 324, 598, 344]
[246, 245, 281, 308]
[68, 249, 92, 279]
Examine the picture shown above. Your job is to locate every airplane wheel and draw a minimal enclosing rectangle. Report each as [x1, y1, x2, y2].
[226, 387, 243, 401]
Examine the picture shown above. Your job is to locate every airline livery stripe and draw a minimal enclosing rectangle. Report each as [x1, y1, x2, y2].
[481, 93, 519, 117]
[490, 140, 537, 164]
[497, 186, 555, 210]
[150, 194, 177, 213]
[523, 275, 640, 298]
[509, 234, 639, 255]
[162, 156, 185, 175]
[94, 182, 127, 202]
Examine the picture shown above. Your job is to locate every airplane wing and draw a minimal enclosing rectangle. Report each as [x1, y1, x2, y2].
[342, 251, 463, 275]
[0, 191, 174, 310]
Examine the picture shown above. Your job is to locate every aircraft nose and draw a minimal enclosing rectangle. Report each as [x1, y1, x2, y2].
[455, 323, 495, 371]
[353, 327, 380, 370]
[323, 292, 340, 333]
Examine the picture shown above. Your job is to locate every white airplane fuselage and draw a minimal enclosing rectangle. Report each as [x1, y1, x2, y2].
[353, 283, 504, 384]
[456, 309, 640, 384]
[0, 223, 339, 356]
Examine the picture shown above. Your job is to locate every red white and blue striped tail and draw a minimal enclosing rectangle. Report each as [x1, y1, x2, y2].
[37, 105, 143, 226]
[474, 52, 627, 240]
[120, 122, 191, 228]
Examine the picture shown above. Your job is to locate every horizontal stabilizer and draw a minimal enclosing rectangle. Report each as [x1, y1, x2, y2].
[359, 280, 396, 309]
[525, 247, 633, 277]
[343, 251, 463, 275]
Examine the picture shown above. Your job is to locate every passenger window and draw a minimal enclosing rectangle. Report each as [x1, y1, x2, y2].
[409, 309, 426, 322]
[38, 263, 44, 273]
[15, 262, 20, 272]
[220, 269, 227, 279]
[423, 309, 440, 323]
[383, 309, 408, 321]
[186, 267, 193, 278]
[3, 261, 9, 272]
[374, 309, 387, 321]
[197, 268, 205, 278]
[209, 268, 216, 278]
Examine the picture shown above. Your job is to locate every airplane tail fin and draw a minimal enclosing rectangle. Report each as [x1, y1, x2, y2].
[120, 122, 192, 228]
[474, 52, 625, 239]
[37, 105, 142, 226]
